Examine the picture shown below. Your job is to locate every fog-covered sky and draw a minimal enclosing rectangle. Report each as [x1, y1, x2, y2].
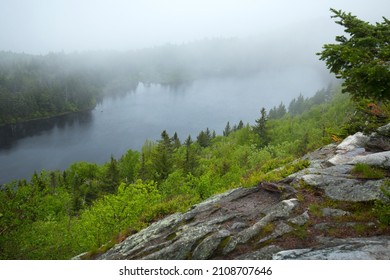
[0, 0, 389, 54]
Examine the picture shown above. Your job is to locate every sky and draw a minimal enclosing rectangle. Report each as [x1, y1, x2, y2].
[0, 0, 389, 54]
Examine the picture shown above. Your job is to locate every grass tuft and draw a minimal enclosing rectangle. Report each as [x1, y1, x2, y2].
[351, 163, 385, 179]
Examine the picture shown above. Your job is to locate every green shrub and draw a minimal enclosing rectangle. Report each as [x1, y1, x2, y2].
[241, 159, 309, 187]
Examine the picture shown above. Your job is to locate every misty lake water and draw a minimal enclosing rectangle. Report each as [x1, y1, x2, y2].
[0, 70, 330, 184]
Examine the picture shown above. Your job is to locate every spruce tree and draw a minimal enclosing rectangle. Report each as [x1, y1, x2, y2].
[252, 107, 269, 147]
[171, 132, 181, 149]
[318, 9, 390, 102]
[153, 130, 173, 181]
[223, 121, 232, 136]
[184, 135, 196, 174]
[277, 102, 287, 118]
[237, 120, 244, 130]
[102, 155, 120, 194]
[197, 128, 212, 147]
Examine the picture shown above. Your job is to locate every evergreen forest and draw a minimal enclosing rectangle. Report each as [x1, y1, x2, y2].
[2, 84, 389, 259]
[1, 9, 389, 260]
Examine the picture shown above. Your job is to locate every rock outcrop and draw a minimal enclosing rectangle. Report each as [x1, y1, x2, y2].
[94, 187, 300, 260]
[273, 236, 390, 260]
[78, 124, 390, 260]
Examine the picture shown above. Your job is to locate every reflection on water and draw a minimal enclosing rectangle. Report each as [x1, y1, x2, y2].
[0, 71, 331, 184]
[0, 111, 93, 151]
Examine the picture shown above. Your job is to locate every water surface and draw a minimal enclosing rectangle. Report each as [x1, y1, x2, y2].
[0, 69, 329, 184]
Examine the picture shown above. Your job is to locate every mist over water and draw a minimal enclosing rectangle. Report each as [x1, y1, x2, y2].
[0, 68, 332, 184]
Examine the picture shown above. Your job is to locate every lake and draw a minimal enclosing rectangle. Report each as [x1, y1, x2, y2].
[0, 69, 331, 184]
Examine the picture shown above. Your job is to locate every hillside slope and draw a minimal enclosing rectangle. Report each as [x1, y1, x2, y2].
[80, 124, 390, 260]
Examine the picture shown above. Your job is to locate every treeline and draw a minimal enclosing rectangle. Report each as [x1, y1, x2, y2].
[268, 86, 333, 119]
[0, 52, 104, 124]
[0, 86, 366, 259]
[0, 36, 329, 125]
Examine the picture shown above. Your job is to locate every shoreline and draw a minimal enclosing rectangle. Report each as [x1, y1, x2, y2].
[0, 106, 96, 128]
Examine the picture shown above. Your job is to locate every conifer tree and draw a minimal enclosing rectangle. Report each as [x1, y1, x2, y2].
[237, 120, 244, 130]
[153, 130, 173, 181]
[277, 102, 287, 117]
[205, 128, 212, 139]
[197, 128, 212, 147]
[102, 155, 120, 194]
[318, 9, 390, 102]
[252, 107, 269, 147]
[223, 121, 232, 136]
[184, 135, 196, 174]
[171, 132, 181, 149]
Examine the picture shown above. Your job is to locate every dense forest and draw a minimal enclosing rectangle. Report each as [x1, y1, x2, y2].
[1, 85, 389, 259]
[0, 52, 102, 124]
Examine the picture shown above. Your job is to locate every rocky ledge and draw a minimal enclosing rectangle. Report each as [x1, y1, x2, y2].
[78, 124, 390, 260]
